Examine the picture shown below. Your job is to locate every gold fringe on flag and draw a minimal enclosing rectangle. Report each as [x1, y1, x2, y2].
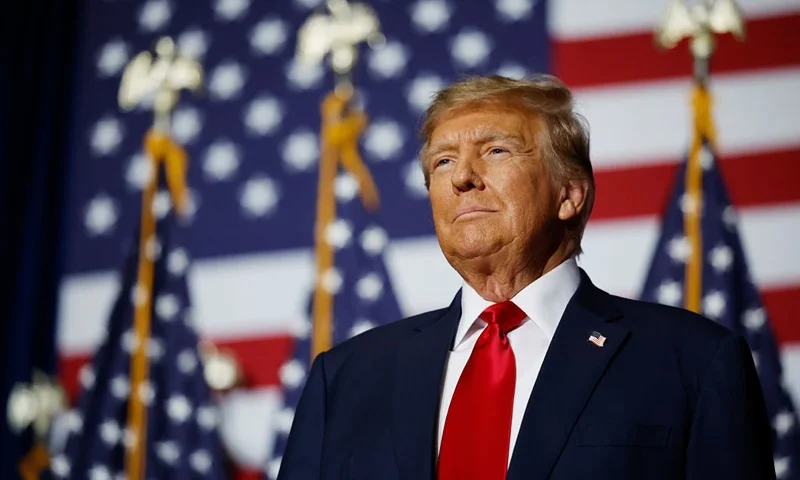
[311, 91, 380, 360]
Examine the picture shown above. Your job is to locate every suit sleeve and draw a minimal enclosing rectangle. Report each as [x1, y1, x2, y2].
[276, 352, 328, 480]
[685, 334, 776, 479]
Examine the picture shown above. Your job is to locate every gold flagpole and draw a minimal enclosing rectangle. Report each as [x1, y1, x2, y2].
[655, 0, 746, 313]
[117, 36, 202, 480]
[296, 0, 385, 359]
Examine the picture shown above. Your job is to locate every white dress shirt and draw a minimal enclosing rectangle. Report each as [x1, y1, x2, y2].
[436, 258, 581, 466]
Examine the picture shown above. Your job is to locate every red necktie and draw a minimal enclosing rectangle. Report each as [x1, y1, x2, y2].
[438, 301, 527, 480]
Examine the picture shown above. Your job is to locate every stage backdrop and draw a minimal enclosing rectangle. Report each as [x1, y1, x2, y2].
[56, 0, 800, 472]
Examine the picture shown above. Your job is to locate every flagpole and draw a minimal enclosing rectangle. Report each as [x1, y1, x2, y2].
[117, 37, 201, 480]
[297, 0, 384, 359]
[654, 0, 746, 313]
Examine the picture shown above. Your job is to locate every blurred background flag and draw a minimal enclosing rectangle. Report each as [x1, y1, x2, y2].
[641, 1, 800, 477]
[268, 4, 404, 476]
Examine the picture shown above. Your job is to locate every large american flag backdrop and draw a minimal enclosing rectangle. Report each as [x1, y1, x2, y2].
[56, 0, 800, 476]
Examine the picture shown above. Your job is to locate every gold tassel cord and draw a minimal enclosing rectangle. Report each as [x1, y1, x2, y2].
[311, 91, 381, 360]
[683, 84, 718, 314]
[124, 130, 189, 480]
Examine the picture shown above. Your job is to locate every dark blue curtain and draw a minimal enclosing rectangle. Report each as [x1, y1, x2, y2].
[0, 2, 81, 478]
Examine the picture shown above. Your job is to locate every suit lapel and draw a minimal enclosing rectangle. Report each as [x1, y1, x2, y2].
[507, 271, 630, 480]
[391, 293, 462, 480]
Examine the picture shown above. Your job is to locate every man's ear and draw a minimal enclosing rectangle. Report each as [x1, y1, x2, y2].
[558, 179, 588, 221]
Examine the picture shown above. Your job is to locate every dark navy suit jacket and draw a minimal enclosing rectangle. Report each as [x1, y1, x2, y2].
[277, 270, 775, 480]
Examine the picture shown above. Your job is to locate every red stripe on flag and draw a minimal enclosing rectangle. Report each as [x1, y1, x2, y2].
[60, 334, 295, 403]
[592, 147, 800, 220]
[763, 286, 800, 346]
[555, 14, 800, 88]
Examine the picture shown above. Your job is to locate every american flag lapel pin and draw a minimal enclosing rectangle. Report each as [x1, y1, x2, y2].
[588, 331, 606, 348]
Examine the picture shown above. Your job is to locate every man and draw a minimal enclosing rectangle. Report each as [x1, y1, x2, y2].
[277, 74, 775, 480]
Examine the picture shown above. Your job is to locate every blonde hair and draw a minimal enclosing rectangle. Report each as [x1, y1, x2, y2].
[418, 73, 595, 253]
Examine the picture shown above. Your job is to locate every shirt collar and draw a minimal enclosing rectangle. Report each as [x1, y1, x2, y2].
[455, 257, 581, 349]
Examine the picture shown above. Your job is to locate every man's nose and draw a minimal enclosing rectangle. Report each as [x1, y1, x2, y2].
[451, 153, 485, 193]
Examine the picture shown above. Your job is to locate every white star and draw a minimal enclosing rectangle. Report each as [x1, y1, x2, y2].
[100, 420, 121, 445]
[183, 188, 201, 220]
[320, 268, 343, 294]
[407, 73, 445, 112]
[698, 147, 715, 170]
[657, 280, 682, 306]
[293, 0, 323, 9]
[143, 235, 162, 260]
[146, 338, 164, 363]
[121, 329, 139, 353]
[364, 120, 404, 161]
[282, 130, 319, 172]
[496, 62, 527, 79]
[350, 319, 376, 337]
[178, 349, 198, 373]
[138, 379, 156, 405]
[280, 359, 306, 389]
[167, 395, 193, 423]
[156, 293, 180, 320]
[775, 456, 790, 479]
[152, 190, 172, 219]
[251, 17, 288, 55]
[286, 58, 325, 90]
[123, 427, 138, 448]
[361, 225, 389, 255]
[190, 450, 212, 474]
[50, 455, 71, 478]
[709, 244, 733, 273]
[667, 236, 691, 263]
[291, 318, 312, 339]
[172, 106, 203, 144]
[84, 194, 118, 236]
[410, 0, 451, 33]
[325, 219, 353, 249]
[138, 0, 171, 32]
[703, 290, 726, 319]
[680, 192, 703, 215]
[64, 410, 83, 433]
[177, 28, 210, 59]
[111, 375, 130, 399]
[774, 411, 795, 437]
[356, 273, 384, 301]
[451, 29, 492, 69]
[131, 283, 149, 307]
[157, 441, 180, 465]
[126, 152, 153, 191]
[79, 365, 95, 389]
[197, 405, 219, 431]
[168, 248, 190, 276]
[404, 161, 428, 198]
[240, 175, 280, 217]
[495, 0, 535, 22]
[743, 308, 766, 331]
[722, 205, 738, 230]
[96, 39, 129, 77]
[335, 173, 359, 202]
[89, 465, 112, 480]
[245, 95, 283, 136]
[90, 116, 124, 156]
[209, 61, 246, 101]
[215, 0, 250, 21]
[368, 41, 409, 79]
[203, 140, 240, 181]
[276, 407, 295, 434]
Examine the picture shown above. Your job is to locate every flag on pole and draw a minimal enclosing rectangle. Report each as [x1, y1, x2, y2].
[266, 91, 404, 479]
[50, 157, 227, 479]
[640, 85, 800, 479]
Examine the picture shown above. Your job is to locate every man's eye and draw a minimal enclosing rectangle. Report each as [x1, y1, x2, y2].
[489, 148, 507, 155]
[435, 158, 452, 168]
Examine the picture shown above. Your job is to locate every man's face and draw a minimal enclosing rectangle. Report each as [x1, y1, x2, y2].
[425, 100, 562, 265]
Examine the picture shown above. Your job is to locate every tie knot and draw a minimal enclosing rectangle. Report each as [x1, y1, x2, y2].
[479, 301, 526, 335]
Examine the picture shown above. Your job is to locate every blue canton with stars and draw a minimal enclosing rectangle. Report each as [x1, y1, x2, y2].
[51, 167, 227, 479]
[64, 0, 548, 275]
[640, 140, 800, 479]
